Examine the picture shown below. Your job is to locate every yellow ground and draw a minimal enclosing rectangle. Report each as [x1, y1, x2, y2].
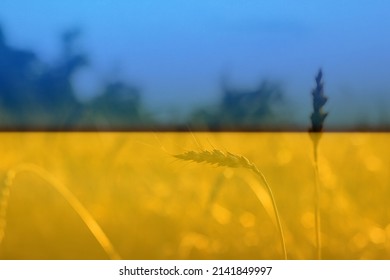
[0, 132, 389, 259]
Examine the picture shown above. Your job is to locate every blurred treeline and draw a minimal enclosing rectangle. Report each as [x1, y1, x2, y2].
[0, 26, 288, 130]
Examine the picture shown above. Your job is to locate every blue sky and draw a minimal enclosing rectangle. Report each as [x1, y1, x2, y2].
[0, 1, 389, 126]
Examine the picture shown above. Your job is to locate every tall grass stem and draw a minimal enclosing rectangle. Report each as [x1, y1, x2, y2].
[250, 166, 287, 260]
[4, 163, 121, 260]
[312, 137, 322, 259]
[175, 149, 287, 259]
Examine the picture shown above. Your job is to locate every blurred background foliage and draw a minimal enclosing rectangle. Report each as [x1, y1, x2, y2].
[0, 24, 289, 130]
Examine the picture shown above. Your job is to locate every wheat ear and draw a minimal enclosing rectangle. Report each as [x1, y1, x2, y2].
[3, 163, 121, 260]
[175, 149, 287, 260]
[309, 68, 328, 259]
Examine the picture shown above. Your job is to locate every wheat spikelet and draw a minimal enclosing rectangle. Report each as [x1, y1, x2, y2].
[310, 68, 328, 133]
[175, 149, 268, 188]
[175, 149, 254, 170]
[174, 148, 287, 259]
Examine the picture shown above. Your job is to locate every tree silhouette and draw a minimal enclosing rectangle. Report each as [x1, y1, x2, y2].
[0, 25, 88, 127]
[34, 28, 87, 125]
[83, 79, 154, 128]
[190, 79, 285, 130]
[0, 25, 40, 122]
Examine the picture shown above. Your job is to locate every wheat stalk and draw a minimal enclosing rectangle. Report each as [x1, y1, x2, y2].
[0, 175, 11, 246]
[1, 163, 121, 260]
[309, 68, 328, 259]
[174, 149, 287, 260]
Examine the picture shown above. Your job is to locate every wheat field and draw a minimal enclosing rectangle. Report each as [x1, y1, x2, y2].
[0, 132, 389, 259]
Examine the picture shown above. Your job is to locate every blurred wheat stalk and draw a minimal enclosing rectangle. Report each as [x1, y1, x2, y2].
[175, 149, 287, 259]
[0, 163, 121, 260]
[309, 69, 328, 259]
[0, 173, 10, 246]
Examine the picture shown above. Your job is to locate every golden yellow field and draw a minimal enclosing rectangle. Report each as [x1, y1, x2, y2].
[0, 132, 389, 260]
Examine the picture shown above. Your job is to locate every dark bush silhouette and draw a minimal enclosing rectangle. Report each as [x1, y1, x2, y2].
[0, 26, 40, 123]
[190, 79, 285, 130]
[0, 26, 87, 127]
[81, 80, 154, 128]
